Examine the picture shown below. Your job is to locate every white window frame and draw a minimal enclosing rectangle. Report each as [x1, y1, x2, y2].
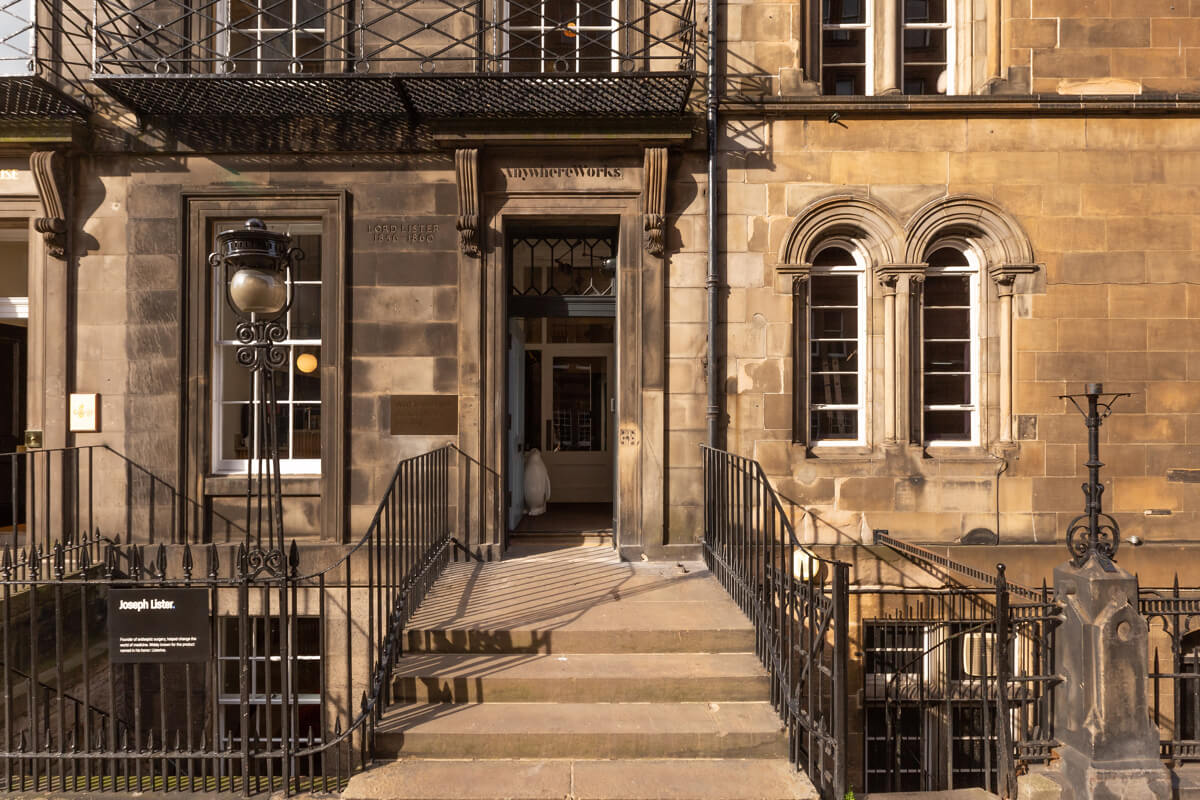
[211, 219, 322, 475]
[821, 0, 874, 96]
[808, 240, 868, 447]
[503, 0, 620, 73]
[900, 0, 955, 95]
[922, 242, 980, 448]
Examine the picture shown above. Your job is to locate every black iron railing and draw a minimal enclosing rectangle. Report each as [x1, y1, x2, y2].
[867, 532, 1060, 798]
[1, 445, 245, 554]
[0, 443, 495, 794]
[1142, 579, 1200, 765]
[700, 445, 849, 800]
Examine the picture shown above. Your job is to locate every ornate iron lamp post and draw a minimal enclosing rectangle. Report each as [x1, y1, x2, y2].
[1058, 382, 1130, 571]
[209, 219, 304, 555]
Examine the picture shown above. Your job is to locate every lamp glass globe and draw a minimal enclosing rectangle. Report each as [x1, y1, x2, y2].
[229, 267, 287, 315]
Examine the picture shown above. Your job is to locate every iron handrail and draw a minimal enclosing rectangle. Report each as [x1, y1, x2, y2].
[872, 529, 1043, 600]
[700, 445, 849, 800]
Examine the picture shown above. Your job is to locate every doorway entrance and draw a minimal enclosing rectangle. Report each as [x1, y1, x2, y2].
[0, 226, 29, 532]
[505, 227, 617, 543]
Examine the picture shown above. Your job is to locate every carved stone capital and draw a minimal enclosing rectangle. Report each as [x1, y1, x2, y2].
[876, 264, 924, 294]
[31, 150, 68, 260]
[454, 148, 480, 258]
[989, 263, 1039, 296]
[643, 147, 668, 257]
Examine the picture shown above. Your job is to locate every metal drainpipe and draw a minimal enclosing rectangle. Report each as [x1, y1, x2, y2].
[705, 0, 721, 449]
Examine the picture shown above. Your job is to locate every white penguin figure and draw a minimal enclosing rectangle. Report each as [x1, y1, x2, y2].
[523, 448, 551, 517]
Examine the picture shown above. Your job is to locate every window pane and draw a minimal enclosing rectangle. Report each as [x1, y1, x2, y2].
[220, 403, 251, 461]
[924, 307, 969, 333]
[905, 0, 946, 23]
[296, 618, 321, 655]
[823, 28, 865, 64]
[294, 346, 320, 400]
[925, 373, 970, 404]
[903, 66, 946, 95]
[811, 373, 858, 404]
[924, 410, 970, 440]
[290, 284, 321, 340]
[924, 340, 968, 372]
[811, 341, 859, 372]
[293, 406, 320, 458]
[823, 65, 866, 95]
[904, 28, 945, 61]
[824, 0, 865, 24]
[924, 276, 968, 308]
[812, 246, 855, 267]
[810, 274, 857, 304]
[811, 410, 857, 440]
[812, 308, 857, 338]
[927, 247, 968, 268]
[221, 347, 253, 401]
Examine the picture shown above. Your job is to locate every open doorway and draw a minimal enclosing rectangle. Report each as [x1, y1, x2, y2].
[505, 227, 616, 545]
[0, 226, 28, 533]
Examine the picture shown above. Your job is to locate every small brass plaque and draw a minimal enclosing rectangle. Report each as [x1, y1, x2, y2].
[390, 395, 458, 436]
[23, 429, 42, 449]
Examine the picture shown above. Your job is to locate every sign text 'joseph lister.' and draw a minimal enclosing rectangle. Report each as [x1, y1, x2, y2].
[108, 588, 211, 663]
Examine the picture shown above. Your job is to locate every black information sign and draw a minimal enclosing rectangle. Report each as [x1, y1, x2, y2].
[108, 588, 211, 663]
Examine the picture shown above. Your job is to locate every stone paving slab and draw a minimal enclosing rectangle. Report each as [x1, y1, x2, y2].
[342, 759, 820, 800]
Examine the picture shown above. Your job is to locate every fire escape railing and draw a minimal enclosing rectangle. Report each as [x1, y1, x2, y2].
[89, 0, 696, 117]
[0, 0, 91, 115]
[700, 445, 849, 800]
[0, 443, 499, 794]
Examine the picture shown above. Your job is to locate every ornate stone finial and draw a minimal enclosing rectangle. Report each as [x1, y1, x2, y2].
[642, 147, 668, 257]
[455, 148, 480, 257]
[31, 151, 67, 259]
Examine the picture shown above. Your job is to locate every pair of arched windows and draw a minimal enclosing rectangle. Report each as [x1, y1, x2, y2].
[782, 195, 1035, 450]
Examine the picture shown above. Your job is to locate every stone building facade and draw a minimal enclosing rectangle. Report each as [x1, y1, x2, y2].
[1, 0, 1200, 792]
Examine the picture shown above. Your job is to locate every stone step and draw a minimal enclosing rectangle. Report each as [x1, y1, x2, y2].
[342, 758, 819, 800]
[390, 652, 770, 703]
[374, 701, 788, 759]
[404, 624, 756, 654]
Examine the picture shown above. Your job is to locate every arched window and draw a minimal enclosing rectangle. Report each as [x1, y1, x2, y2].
[793, 241, 868, 446]
[917, 242, 980, 445]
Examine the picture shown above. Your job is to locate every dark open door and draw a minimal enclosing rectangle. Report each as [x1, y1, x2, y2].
[0, 323, 26, 529]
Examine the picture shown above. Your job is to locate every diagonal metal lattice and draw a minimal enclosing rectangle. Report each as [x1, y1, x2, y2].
[91, 0, 695, 118]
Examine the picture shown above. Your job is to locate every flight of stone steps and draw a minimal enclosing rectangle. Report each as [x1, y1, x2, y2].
[341, 544, 818, 800]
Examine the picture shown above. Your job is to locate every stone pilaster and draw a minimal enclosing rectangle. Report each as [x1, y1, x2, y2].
[876, 265, 923, 444]
[990, 264, 1038, 441]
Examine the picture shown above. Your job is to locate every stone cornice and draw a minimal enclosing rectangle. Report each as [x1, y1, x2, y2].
[721, 93, 1200, 118]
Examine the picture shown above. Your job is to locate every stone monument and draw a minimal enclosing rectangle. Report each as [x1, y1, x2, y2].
[1020, 384, 1171, 800]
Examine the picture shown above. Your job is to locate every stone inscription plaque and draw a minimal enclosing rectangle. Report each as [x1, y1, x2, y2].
[391, 394, 458, 435]
[361, 217, 445, 248]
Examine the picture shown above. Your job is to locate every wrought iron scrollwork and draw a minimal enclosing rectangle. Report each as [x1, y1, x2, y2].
[1058, 383, 1130, 571]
